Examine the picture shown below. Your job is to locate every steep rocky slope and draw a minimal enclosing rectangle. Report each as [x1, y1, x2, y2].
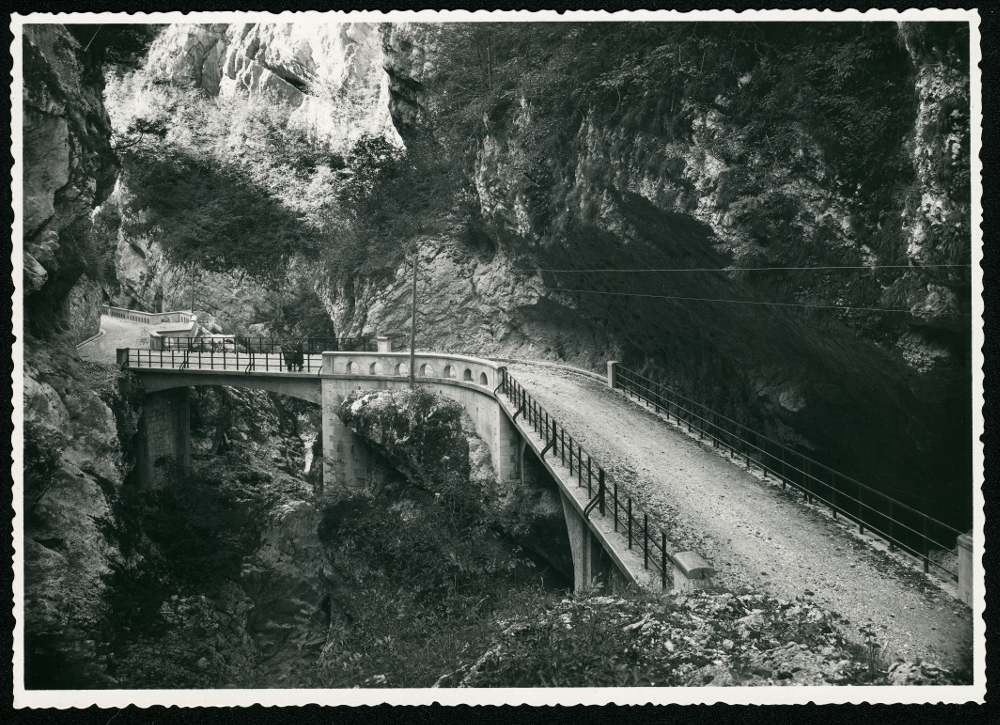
[21, 24, 125, 687]
[98, 21, 972, 530]
[20, 19, 975, 691]
[22, 25, 119, 341]
[372, 22, 972, 529]
[143, 22, 398, 150]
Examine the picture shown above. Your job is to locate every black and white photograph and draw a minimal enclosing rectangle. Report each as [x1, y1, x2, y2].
[11, 7, 984, 707]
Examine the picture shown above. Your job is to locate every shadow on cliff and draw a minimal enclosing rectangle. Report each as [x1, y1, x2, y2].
[535, 192, 971, 532]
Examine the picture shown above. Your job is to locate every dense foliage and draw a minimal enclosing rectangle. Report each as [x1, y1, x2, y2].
[98, 454, 279, 687]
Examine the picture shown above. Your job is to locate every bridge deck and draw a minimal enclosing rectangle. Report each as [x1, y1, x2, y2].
[506, 362, 973, 671]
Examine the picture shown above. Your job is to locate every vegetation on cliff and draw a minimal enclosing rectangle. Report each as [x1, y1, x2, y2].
[396, 21, 972, 529]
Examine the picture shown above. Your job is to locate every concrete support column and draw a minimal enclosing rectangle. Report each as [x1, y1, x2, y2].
[607, 360, 619, 389]
[560, 490, 593, 592]
[376, 336, 391, 353]
[494, 407, 521, 485]
[958, 531, 973, 606]
[139, 387, 191, 489]
[321, 378, 368, 490]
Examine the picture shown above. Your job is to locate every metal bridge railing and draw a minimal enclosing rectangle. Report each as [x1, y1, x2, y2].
[499, 368, 675, 589]
[119, 347, 326, 374]
[612, 364, 964, 581]
[156, 336, 374, 354]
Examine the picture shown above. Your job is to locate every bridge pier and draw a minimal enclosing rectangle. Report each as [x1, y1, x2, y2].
[495, 405, 521, 486]
[559, 490, 619, 592]
[321, 379, 369, 490]
[138, 387, 191, 488]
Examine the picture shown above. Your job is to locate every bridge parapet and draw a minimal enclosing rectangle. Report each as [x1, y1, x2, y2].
[321, 351, 500, 389]
[102, 304, 196, 326]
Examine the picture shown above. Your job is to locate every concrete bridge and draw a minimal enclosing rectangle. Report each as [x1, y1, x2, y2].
[119, 339, 688, 593]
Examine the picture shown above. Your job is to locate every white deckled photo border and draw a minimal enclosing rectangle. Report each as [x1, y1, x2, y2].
[9, 6, 986, 708]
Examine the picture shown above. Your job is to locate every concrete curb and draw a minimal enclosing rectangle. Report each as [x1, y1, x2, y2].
[491, 357, 608, 384]
[75, 329, 105, 349]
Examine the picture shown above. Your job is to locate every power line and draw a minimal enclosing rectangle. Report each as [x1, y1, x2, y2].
[557, 288, 973, 316]
[522, 264, 970, 273]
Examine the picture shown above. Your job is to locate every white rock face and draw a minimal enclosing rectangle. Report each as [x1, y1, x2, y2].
[146, 22, 400, 151]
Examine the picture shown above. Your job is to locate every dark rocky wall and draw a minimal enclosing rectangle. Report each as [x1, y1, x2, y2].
[23, 25, 119, 341]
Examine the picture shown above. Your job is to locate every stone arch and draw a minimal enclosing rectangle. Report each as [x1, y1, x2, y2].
[463, 368, 473, 382]
[443, 364, 457, 379]
[395, 362, 408, 376]
[419, 363, 434, 378]
[480, 372, 489, 386]
[346, 360, 361, 374]
[370, 361, 384, 375]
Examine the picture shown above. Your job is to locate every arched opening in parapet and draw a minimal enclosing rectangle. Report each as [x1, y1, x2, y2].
[419, 363, 434, 378]
[463, 368, 473, 382]
[480, 372, 489, 386]
[395, 362, 408, 376]
[443, 364, 457, 379]
[346, 360, 360, 374]
[370, 361, 384, 375]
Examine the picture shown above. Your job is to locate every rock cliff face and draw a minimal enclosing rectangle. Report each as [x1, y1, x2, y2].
[144, 22, 399, 149]
[102, 21, 970, 525]
[112, 207, 267, 327]
[23, 25, 119, 340]
[364, 22, 972, 527]
[21, 25, 126, 687]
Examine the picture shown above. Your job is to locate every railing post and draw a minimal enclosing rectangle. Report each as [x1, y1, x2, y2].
[889, 501, 895, 551]
[587, 458, 592, 498]
[643, 514, 649, 569]
[923, 518, 930, 574]
[598, 469, 605, 516]
[859, 485, 865, 535]
[607, 360, 618, 389]
[614, 481, 619, 531]
[662, 532, 667, 590]
[805, 459, 811, 505]
[628, 499, 633, 548]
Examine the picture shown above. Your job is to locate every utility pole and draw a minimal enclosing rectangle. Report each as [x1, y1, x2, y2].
[409, 239, 417, 387]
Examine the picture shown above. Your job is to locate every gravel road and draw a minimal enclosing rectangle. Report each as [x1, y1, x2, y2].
[78, 315, 177, 362]
[507, 362, 973, 670]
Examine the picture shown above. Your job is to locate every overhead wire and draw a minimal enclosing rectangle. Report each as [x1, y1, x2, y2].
[513, 262, 970, 315]
[520, 264, 970, 273]
[555, 288, 972, 316]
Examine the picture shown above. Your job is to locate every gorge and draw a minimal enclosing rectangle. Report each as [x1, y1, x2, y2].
[18, 18, 975, 693]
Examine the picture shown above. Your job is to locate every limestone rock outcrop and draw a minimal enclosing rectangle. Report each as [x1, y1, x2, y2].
[112, 216, 266, 329]
[22, 345, 133, 688]
[21, 24, 126, 687]
[23, 25, 120, 340]
[366, 23, 972, 527]
[145, 22, 399, 150]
